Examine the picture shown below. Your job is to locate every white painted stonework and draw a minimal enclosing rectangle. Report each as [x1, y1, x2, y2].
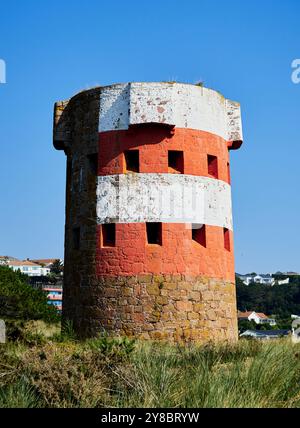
[96, 174, 233, 230]
[98, 82, 243, 142]
[99, 84, 130, 132]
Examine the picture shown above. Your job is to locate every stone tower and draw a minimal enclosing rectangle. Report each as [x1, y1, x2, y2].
[53, 82, 243, 342]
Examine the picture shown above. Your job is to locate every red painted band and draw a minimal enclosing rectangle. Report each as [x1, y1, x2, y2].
[96, 223, 235, 282]
[98, 127, 231, 184]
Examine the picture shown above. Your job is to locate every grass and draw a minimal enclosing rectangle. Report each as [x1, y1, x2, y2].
[0, 324, 300, 408]
[0, 379, 41, 408]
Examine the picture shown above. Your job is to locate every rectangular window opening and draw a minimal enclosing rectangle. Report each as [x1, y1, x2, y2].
[73, 227, 80, 250]
[207, 155, 218, 179]
[87, 153, 98, 175]
[224, 228, 230, 251]
[168, 150, 184, 174]
[146, 222, 162, 245]
[102, 223, 116, 247]
[124, 150, 139, 173]
[192, 224, 206, 247]
[227, 162, 231, 184]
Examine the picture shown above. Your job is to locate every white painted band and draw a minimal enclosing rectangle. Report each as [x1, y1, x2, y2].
[99, 82, 242, 142]
[96, 174, 233, 230]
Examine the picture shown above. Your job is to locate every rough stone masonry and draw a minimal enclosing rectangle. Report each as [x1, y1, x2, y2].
[53, 82, 243, 343]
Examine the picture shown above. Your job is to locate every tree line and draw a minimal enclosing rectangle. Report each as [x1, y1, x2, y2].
[236, 275, 300, 317]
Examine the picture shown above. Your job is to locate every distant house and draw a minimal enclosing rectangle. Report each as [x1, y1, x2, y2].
[237, 273, 275, 286]
[240, 330, 290, 340]
[7, 260, 50, 276]
[278, 278, 290, 285]
[43, 287, 62, 312]
[30, 258, 61, 268]
[291, 314, 300, 320]
[238, 311, 276, 326]
[30, 258, 63, 275]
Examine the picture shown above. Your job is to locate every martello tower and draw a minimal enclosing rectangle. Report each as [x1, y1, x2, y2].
[54, 82, 243, 343]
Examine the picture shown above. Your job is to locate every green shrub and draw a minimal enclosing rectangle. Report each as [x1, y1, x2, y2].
[0, 266, 59, 323]
[20, 343, 109, 407]
[85, 334, 135, 360]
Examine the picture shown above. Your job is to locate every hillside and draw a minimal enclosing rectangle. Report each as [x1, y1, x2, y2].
[236, 276, 300, 317]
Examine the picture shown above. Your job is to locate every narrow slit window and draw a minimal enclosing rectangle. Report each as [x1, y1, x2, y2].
[73, 227, 80, 250]
[102, 223, 116, 247]
[227, 162, 231, 184]
[146, 222, 162, 245]
[192, 224, 206, 247]
[124, 150, 139, 173]
[207, 155, 218, 179]
[87, 153, 98, 175]
[224, 228, 230, 251]
[168, 150, 184, 174]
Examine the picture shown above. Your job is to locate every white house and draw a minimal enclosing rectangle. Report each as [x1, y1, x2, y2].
[291, 314, 300, 320]
[7, 260, 50, 276]
[30, 258, 63, 275]
[237, 274, 275, 286]
[30, 258, 61, 268]
[278, 278, 290, 285]
[238, 311, 276, 326]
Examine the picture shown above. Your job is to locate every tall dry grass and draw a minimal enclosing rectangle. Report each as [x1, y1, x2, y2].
[0, 328, 300, 408]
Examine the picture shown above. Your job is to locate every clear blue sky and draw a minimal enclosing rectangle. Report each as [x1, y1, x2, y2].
[0, 0, 299, 274]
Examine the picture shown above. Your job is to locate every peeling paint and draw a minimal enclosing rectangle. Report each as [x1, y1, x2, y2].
[98, 82, 243, 143]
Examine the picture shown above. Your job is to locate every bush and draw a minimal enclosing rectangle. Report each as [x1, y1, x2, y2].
[85, 335, 135, 361]
[0, 266, 59, 323]
[238, 319, 257, 333]
[20, 343, 110, 407]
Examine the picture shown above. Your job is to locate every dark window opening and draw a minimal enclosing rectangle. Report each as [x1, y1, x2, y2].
[73, 227, 80, 250]
[87, 153, 98, 175]
[102, 223, 116, 247]
[207, 155, 218, 179]
[146, 222, 162, 245]
[124, 150, 139, 173]
[227, 162, 231, 184]
[224, 228, 230, 251]
[168, 150, 184, 174]
[192, 224, 206, 247]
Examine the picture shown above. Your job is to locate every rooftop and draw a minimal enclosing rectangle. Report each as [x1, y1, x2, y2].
[238, 311, 269, 319]
[30, 259, 59, 266]
[8, 260, 41, 267]
[241, 330, 290, 338]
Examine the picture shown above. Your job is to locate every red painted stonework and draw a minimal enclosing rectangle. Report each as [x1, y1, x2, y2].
[96, 125, 235, 283]
[96, 223, 235, 282]
[98, 126, 231, 184]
